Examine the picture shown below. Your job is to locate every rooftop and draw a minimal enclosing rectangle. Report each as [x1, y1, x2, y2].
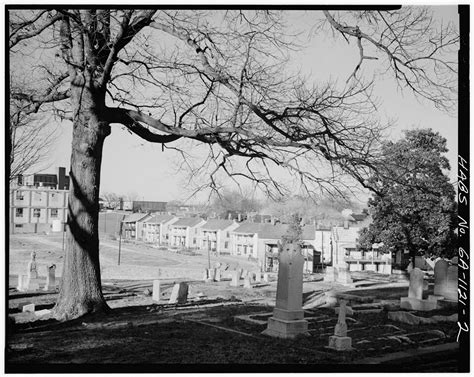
[122, 213, 151, 223]
[171, 217, 204, 227]
[144, 214, 177, 224]
[201, 219, 236, 231]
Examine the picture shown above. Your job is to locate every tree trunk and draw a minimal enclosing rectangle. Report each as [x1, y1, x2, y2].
[53, 86, 111, 321]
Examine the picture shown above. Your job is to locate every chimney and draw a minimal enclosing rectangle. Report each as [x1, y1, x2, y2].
[57, 167, 67, 190]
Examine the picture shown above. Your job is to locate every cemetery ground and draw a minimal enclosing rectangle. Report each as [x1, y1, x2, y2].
[7, 233, 460, 372]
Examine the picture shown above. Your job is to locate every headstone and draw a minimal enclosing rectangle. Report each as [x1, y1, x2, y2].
[44, 264, 56, 291]
[243, 275, 252, 288]
[328, 300, 352, 351]
[400, 267, 437, 311]
[255, 271, 262, 283]
[263, 273, 269, 282]
[169, 282, 188, 304]
[262, 242, 309, 339]
[152, 280, 161, 302]
[230, 270, 240, 287]
[202, 269, 208, 281]
[444, 265, 458, 301]
[207, 268, 215, 281]
[215, 269, 221, 282]
[450, 256, 458, 265]
[22, 303, 35, 313]
[434, 260, 449, 297]
[16, 274, 26, 291]
[408, 268, 424, 300]
[241, 269, 248, 279]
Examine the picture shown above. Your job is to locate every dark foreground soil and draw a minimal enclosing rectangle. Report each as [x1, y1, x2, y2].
[6, 283, 462, 373]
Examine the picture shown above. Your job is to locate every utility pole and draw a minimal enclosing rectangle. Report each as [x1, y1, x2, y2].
[207, 233, 211, 270]
[118, 215, 125, 265]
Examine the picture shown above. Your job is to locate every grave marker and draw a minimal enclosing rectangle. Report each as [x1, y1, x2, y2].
[263, 273, 269, 282]
[255, 271, 262, 283]
[400, 268, 436, 311]
[230, 270, 240, 287]
[152, 280, 162, 302]
[244, 275, 252, 288]
[444, 265, 458, 301]
[44, 264, 56, 291]
[215, 268, 222, 282]
[262, 242, 309, 339]
[434, 260, 448, 297]
[169, 282, 188, 304]
[408, 268, 424, 299]
[328, 300, 352, 351]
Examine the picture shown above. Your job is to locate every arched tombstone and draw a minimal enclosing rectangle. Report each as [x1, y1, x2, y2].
[434, 259, 449, 297]
[408, 268, 424, 300]
[444, 265, 458, 301]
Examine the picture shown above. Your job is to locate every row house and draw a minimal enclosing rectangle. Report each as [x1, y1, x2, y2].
[9, 188, 69, 234]
[122, 213, 152, 240]
[142, 214, 178, 245]
[199, 219, 239, 255]
[169, 217, 206, 248]
[229, 222, 328, 273]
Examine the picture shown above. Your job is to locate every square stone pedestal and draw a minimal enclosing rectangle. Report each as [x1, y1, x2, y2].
[400, 297, 437, 311]
[262, 316, 309, 339]
[328, 335, 352, 351]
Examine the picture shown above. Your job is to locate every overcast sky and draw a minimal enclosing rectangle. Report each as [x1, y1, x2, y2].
[27, 6, 459, 204]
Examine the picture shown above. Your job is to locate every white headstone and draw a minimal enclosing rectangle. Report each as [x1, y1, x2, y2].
[243, 275, 252, 288]
[241, 269, 248, 279]
[215, 269, 221, 282]
[169, 282, 188, 304]
[202, 269, 208, 281]
[255, 271, 262, 283]
[263, 273, 269, 282]
[230, 270, 240, 287]
[22, 303, 35, 313]
[17, 274, 25, 291]
[207, 268, 215, 281]
[152, 280, 161, 302]
[408, 268, 424, 300]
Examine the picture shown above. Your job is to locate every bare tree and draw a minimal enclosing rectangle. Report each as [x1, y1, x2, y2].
[9, 101, 57, 181]
[8, 8, 458, 320]
[101, 192, 120, 209]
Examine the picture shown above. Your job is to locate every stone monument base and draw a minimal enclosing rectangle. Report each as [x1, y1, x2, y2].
[400, 297, 437, 311]
[328, 335, 352, 351]
[262, 316, 309, 339]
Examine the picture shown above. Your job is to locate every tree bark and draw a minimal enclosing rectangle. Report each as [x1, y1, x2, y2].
[53, 86, 111, 321]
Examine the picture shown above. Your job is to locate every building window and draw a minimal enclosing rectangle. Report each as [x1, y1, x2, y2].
[33, 208, 41, 217]
[15, 191, 24, 200]
[15, 224, 23, 228]
[51, 209, 59, 218]
[226, 232, 230, 238]
[16, 208, 24, 217]
[225, 241, 229, 249]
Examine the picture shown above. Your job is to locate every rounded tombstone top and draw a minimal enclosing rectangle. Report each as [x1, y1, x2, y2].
[434, 258, 449, 269]
[450, 256, 458, 265]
